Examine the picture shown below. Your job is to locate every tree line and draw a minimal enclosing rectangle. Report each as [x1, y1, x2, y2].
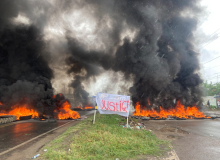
[203, 81, 220, 96]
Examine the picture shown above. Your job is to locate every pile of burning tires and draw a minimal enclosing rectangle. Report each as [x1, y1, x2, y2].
[0, 115, 16, 124]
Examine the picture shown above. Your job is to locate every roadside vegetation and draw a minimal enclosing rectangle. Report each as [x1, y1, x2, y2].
[203, 81, 220, 96]
[42, 114, 169, 160]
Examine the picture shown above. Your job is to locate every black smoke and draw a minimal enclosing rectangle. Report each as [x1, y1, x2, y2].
[0, 0, 204, 112]
[66, 0, 203, 109]
[0, 25, 54, 114]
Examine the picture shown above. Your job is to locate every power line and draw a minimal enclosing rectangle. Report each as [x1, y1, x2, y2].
[202, 55, 220, 65]
[203, 73, 220, 81]
[204, 76, 218, 80]
[200, 27, 220, 46]
[203, 72, 220, 78]
[202, 65, 220, 70]
[200, 30, 220, 49]
[200, 39, 219, 49]
[200, 37, 220, 49]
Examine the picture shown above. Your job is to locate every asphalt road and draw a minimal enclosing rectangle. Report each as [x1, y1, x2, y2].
[0, 110, 93, 155]
[148, 119, 220, 160]
[0, 120, 67, 153]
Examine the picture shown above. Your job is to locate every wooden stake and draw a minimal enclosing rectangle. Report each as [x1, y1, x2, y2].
[93, 110, 96, 124]
[126, 116, 128, 128]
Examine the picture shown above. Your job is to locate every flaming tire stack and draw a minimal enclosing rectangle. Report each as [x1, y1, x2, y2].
[0, 115, 16, 124]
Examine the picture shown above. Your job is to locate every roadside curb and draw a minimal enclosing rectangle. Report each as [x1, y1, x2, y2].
[166, 145, 179, 160]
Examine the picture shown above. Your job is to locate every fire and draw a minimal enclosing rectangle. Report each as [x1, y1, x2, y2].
[85, 106, 94, 110]
[74, 106, 83, 110]
[133, 101, 210, 119]
[0, 94, 81, 120]
[0, 104, 39, 120]
[56, 101, 80, 120]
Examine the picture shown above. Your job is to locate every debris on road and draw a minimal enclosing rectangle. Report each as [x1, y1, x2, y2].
[32, 154, 40, 159]
[80, 115, 88, 120]
[120, 116, 152, 131]
[0, 115, 16, 124]
[210, 134, 214, 137]
[141, 116, 150, 120]
[44, 149, 47, 152]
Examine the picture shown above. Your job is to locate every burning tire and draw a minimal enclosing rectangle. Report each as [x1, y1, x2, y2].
[0, 115, 16, 124]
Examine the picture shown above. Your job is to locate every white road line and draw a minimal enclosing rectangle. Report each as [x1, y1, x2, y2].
[0, 121, 73, 156]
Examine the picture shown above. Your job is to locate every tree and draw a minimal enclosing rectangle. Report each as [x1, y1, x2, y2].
[203, 81, 220, 96]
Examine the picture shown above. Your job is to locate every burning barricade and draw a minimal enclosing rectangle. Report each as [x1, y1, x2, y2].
[54, 101, 80, 120]
[0, 93, 98, 122]
[132, 101, 211, 120]
[0, 93, 81, 121]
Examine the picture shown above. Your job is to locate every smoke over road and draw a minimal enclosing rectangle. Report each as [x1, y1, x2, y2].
[0, 0, 203, 111]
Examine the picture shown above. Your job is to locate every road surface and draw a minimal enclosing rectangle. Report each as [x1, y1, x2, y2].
[0, 110, 93, 159]
[0, 121, 67, 153]
[147, 119, 220, 160]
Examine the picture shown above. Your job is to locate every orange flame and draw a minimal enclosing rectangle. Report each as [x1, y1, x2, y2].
[74, 106, 83, 110]
[56, 101, 80, 120]
[133, 101, 210, 119]
[52, 95, 56, 99]
[0, 104, 38, 120]
[0, 102, 2, 105]
[85, 106, 94, 110]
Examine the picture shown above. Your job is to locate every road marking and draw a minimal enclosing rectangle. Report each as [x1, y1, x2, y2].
[0, 121, 73, 156]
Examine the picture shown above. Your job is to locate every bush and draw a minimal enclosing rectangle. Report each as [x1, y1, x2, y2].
[210, 105, 217, 109]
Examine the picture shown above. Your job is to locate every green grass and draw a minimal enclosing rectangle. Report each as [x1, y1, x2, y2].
[43, 114, 169, 160]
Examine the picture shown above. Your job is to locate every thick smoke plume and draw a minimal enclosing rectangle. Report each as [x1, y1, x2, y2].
[66, 0, 203, 108]
[0, 0, 203, 112]
[0, 25, 54, 114]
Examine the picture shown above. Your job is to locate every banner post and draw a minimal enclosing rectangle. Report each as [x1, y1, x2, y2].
[92, 96, 97, 124]
[93, 106, 97, 124]
[126, 116, 128, 128]
[93, 110, 96, 124]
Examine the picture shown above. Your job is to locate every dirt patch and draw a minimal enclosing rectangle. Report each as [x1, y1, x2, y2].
[167, 135, 176, 139]
[159, 126, 189, 135]
[139, 120, 190, 143]
[177, 128, 189, 134]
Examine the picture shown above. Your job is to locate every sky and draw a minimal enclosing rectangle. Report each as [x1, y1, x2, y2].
[199, 0, 220, 84]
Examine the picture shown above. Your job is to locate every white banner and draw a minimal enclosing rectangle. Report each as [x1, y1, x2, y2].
[96, 93, 130, 117]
